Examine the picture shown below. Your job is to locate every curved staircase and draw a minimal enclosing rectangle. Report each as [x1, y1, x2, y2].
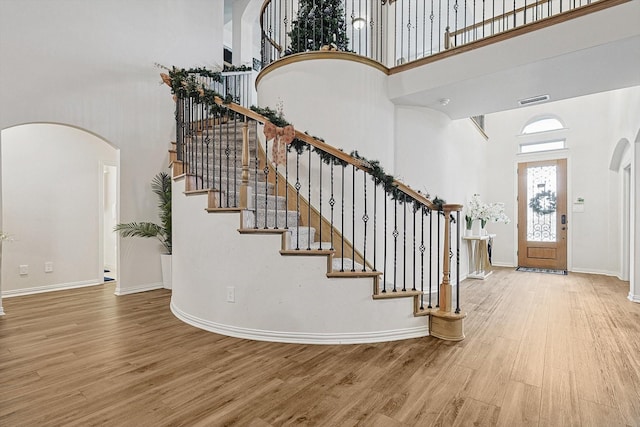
[166, 72, 466, 344]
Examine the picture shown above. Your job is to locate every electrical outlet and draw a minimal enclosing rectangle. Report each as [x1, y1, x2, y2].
[44, 262, 54, 273]
[226, 286, 235, 303]
[19, 265, 28, 275]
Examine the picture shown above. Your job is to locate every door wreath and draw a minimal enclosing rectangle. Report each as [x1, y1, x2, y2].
[529, 190, 557, 215]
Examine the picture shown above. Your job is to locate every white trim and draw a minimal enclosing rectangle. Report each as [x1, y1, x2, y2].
[491, 261, 515, 268]
[2, 279, 103, 298]
[0, 304, 5, 315]
[569, 268, 618, 277]
[114, 281, 164, 296]
[628, 293, 640, 303]
[171, 300, 430, 345]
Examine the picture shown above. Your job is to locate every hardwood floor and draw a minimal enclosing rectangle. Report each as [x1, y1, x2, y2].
[1, 268, 639, 426]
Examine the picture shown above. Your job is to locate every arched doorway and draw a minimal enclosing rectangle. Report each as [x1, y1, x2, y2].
[1, 123, 119, 299]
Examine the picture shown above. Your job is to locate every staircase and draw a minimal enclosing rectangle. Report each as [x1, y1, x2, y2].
[166, 73, 466, 344]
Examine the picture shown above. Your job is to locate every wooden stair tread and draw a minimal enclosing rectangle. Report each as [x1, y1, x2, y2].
[372, 289, 423, 300]
[184, 189, 211, 196]
[238, 228, 288, 235]
[280, 249, 334, 256]
[413, 307, 467, 319]
[206, 207, 243, 213]
[326, 271, 382, 278]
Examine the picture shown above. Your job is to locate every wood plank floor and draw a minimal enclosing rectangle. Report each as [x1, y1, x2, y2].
[1, 268, 640, 426]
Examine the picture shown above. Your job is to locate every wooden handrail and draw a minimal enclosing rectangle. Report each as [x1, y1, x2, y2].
[451, 0, 563, 37]
[259, 0, 284, 54]
[215, 96, 457, 213]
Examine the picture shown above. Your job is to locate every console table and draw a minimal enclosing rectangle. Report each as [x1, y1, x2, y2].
[462, 234, 495, 280]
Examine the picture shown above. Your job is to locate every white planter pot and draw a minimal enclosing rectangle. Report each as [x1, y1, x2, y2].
[160, 254, 172, 290]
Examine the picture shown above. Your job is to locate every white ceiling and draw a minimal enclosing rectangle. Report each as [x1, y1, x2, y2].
[387, 1, 640, 119]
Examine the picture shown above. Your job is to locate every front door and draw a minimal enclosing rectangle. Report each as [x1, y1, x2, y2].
[517, 159, 567, 270]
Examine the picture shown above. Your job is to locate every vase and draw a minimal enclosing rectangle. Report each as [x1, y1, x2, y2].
[480, 226, 488, 236]
[464, 229, 472, 237]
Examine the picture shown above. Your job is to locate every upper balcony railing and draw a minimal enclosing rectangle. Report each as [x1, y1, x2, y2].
[260, 0, 607, 69]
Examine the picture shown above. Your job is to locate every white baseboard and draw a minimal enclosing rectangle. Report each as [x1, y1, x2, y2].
[570, 268, 618, 277]
[170, 300, 430, 345]
[628, 293, 640, 303]
[491, 262, 516, 268]
[115, 282, 164, 296]
[1, 279, 103, 298]
[0, 304, 4, 315]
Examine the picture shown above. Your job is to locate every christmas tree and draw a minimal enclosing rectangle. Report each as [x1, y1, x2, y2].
[287, 0, 349, 53]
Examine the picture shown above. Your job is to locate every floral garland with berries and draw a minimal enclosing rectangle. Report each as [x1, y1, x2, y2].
[161, 66, 445, 211]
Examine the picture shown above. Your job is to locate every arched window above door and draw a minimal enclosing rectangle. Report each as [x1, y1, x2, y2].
[519, 115, 567, 154]
[521, 116, 565, 134]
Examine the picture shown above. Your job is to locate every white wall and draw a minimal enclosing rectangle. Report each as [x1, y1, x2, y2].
[395, 106, 490, 278]
[1, 124, 117, 295]
[0, 0, 224, 296]
[172, 177, 428, 344]
[485, 86, 640, 277]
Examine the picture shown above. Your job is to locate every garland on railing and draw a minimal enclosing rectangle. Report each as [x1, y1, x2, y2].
[157, 64, 252, 113]
[250, 106, 445, 210]
[160, 67, 446, 211]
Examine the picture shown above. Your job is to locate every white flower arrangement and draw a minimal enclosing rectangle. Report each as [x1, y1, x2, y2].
[465, 194, 510, 229]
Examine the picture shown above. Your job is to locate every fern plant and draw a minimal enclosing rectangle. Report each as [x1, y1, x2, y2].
[114, 172, 172, 254]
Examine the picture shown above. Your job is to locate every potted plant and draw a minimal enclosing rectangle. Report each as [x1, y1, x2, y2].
[114, 172, 172, 289]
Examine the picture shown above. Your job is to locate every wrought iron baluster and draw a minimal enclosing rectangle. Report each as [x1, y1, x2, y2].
[428, 209, 433, 308]
[401, 0, 405, 60]
[308, 147, 312, 250]
[205, 115, 210, 190]
[318, 156, 323, 250]
[383, 194, 388, 293]
[430, 0, 434, 56]
[423, 0, 427, 59]
[373, 178, 377, 271]
[253, 121, 258, 229]
[438, 0, 442, 51]
[225, 111, 231, 206]
[437, 210, 441, 308]
[264, 139, 270, 228]
[295, 150, 301, 248]
[199, 102, 204, 190]
[362, 172, 368, 272]
[393, 199, 398, 292]
[407, 0, 411, 62]
[218, 112, 223, 206]
[412, 204, 417, 291]
[420, 208, 426, 310]
[483, 0, 486, 37]
[275, 160, 279, 228]
[351, 165, 356, 271]
[402, 199, 407, 291]
[233, 119, 238, 206]
[285, 141, 289, 229]
[341, 164, 345, 271]
[330, 163, 335, 251]
[456, 210, 461, 314]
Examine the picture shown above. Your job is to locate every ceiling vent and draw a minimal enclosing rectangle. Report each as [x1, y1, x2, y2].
[518, 94, 550, 106]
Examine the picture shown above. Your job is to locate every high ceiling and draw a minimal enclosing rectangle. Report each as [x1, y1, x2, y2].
[387, 1, 640, 119]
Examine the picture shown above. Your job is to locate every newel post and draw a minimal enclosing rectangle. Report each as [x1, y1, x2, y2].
[430, 203, 466, 341]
